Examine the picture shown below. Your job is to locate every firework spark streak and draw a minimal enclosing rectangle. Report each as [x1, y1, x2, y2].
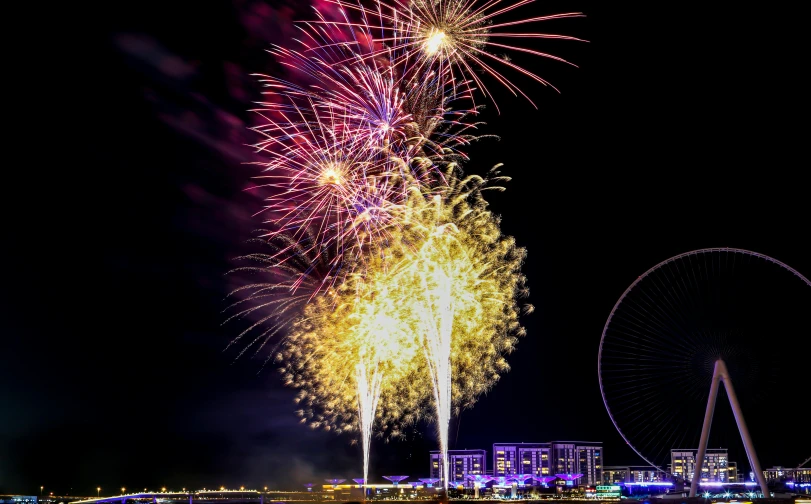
[314, 0, 584, 109]
[230, 0, 574, 490]
[356, 356, 383, 488]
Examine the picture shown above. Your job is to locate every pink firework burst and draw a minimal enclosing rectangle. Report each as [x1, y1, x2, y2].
[250, 97, 403, 278]
[313, 0, 584, 110]
[256, 13, 479, 172]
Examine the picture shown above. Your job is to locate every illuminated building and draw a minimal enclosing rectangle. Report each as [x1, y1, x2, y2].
[728, 462, 739, 483]
[572, 443, 603, 486]
[493, 441, 603, 486]
[602, 466, 669, 484]
[671, 448, 729, 483]
[493, 443, 550, 478]
[603, 466, 628, 484]
[764, 467, 811, 483]
[430, 449, 486, 481]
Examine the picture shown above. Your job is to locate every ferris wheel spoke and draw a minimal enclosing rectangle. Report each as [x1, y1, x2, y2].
[610, 307, 692, 354]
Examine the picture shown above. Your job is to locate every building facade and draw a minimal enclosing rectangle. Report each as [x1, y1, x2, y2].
[603, 466, 629, 485]
[603, 466, 669, 484]
[494, 441, 602, 486]
[573, 442, 603, 486]
[671, 448, 729, 483]
[493, 443, 551, 478]
[764, 467, 811, 483]
[728, 462, 739, 483]
[430, 449, 486, 482]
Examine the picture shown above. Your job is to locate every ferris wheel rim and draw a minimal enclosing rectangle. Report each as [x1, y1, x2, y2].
[597, 247, 811, 475]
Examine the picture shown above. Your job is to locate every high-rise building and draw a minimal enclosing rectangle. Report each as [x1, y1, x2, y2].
[493, 441, 602, 486]
[573, 442, 603, 486]
[493, 443, 551, 478]
[430, 449, 486, 482]
[671, 448, 729, 483]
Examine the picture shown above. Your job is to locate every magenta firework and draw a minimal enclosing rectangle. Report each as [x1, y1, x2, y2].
[313, 0, 584, 109]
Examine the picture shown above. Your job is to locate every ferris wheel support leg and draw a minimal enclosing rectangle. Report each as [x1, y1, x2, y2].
[716, 360, 771, 498]
[689, 360, 723, 498]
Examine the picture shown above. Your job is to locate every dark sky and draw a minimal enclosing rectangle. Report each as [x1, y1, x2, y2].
[4, 0, 809, 496]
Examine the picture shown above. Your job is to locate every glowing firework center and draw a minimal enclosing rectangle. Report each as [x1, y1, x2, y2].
[318, 162, 346, 187]
[423, 28, 450, 56]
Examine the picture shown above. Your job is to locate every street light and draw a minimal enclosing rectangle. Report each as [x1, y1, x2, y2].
[121, 488, 126, 494]
[41, 487, 44, 496]
[97, 488, 101, 497]
[162, 488, 166, 493]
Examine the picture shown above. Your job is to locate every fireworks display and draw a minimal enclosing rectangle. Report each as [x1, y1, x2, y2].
[230, 0, 577, 490]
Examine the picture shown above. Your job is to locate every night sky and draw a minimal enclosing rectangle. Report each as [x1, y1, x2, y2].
[4, 0, 809, 496]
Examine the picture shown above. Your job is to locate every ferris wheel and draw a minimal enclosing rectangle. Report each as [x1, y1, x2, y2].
[598, 248, 811, 496]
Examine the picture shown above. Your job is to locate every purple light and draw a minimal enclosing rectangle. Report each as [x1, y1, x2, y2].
[465, 476, 493, 489]
[419, 478, 440, 488]
[623, 482, 673, 487]
[698, 482, 757, 487]
[325, 479, 345, 486]
[303, 484, 314, 492]
[555, 473, 584, 481]
[466, 475, 493, 483]
[533, 476, 556, 487]
[352, 479, 366, 485]
[382, 476, 408, 485]
[510, 475, 534, 486]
